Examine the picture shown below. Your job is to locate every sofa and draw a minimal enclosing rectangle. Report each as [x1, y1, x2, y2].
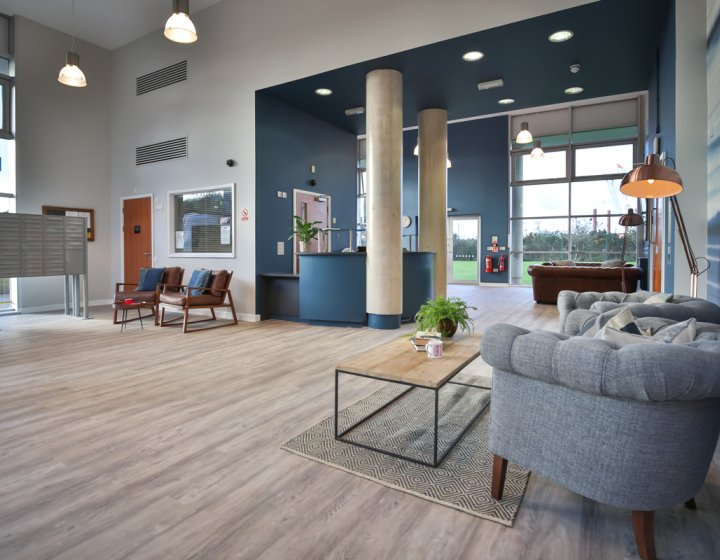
[528, 261, 643, 304]
[481, 321, 720, 560]
[557, 290, 720, 335]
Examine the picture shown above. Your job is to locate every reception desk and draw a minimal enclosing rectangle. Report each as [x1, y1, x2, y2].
[298, 252, 434, 325]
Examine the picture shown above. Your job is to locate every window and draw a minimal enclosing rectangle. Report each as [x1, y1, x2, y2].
[168, 183, 235, 257]
[509, 98, 643, 285]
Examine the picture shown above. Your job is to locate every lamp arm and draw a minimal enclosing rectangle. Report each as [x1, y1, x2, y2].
[669, 196, 699, 276]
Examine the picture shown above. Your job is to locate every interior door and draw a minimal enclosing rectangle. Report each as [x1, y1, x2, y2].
[447, 216, 480, 284]
[293, 190, 330, 273]
[651, 199, 663, 291]
[123, 196, 153, 283]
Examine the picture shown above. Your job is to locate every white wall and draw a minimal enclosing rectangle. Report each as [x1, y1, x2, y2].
[109, 0, 596, 318]
[674, 1, 708, 296]
[14, 17, 112, 310]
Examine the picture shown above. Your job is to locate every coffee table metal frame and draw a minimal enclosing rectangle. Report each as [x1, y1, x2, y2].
[334, 346, 488, 468]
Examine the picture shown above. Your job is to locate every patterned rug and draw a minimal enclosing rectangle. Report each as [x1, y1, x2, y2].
[282, 377, 529, 525]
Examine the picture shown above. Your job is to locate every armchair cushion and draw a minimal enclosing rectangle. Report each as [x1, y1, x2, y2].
[187, 269, 211, 295]
[208, 269, 229, 297]
[137, 267, 165, 291]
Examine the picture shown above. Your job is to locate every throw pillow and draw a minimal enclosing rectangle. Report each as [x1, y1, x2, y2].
[136, 267, 165, 291]
[596, 318, 697, 348]
[604, 307, 637, 331]
[187, 269, 211, 296]
[644, 292, 673, 304]
[600, 259, 625, 268]
[552, 260, 575, 266]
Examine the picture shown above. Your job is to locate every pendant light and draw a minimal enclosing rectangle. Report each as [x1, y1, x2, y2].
[530, 140, 544, 159]
[516, 121, 533, 144]
[57, 0, 87, 88]
[414, 140, 452, 168]
[164, 0, 198, 44]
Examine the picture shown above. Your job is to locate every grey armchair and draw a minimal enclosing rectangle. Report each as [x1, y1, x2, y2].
[557, 290, 720, 334]
[481, 323, 720, 560]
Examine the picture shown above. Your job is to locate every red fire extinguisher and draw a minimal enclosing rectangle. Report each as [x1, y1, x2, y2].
[485, 255, 493, 273]
[498, 254, 505, 272]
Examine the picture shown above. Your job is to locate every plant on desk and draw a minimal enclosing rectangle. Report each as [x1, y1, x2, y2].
[414, 296, 476, 337]
[289, 215, 322, 253]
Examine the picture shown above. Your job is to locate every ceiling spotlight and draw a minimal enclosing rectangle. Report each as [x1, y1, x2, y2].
[462, 51, 484, 62]
[564, 86, 584, 95]
[477, 78, 504, 91]
[516, 122, 533, 144]
[164, 0, 198, 44]
[549, 30, 574, 42]
[315, 88, 333, 96]
[344, 106, 365, 116]
[498, 98, 515, 105]
[570, 63, 581, 74]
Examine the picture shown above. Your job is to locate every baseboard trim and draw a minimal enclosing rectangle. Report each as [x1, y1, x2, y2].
[19, 299, 114, 314]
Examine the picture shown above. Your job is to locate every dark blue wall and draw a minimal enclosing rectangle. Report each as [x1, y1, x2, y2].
[647, 0, 675, 292]
[402, 116, 510, 283]
[255, 93, 357, 312]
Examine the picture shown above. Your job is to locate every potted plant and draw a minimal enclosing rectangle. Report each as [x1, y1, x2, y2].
[414, 296, 476, 337]
[289, 215, 321, 253]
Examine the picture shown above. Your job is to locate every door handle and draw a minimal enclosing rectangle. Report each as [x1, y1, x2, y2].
[143, 252, 152, 256]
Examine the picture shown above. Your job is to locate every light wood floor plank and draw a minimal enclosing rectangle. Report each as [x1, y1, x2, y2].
[0, 286, 718, 559]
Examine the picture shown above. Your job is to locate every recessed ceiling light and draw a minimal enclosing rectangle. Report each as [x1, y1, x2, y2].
[564, 86, 584, 95]
[549, 30, 574, 42]
[344, 106, 365, 116]
[498, 98, 515, 105]
[315, 88, 332, 96]
[462, 51, 484, 62]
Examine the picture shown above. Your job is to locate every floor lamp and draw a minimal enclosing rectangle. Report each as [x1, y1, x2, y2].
[618, 208, 644, 292]
[619, 154, 709, 297]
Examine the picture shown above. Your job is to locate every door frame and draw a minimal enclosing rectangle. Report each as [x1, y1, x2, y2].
[447, 215, 481, 285]
[292, 189, 332, 274]
[120, 194, 154, 282]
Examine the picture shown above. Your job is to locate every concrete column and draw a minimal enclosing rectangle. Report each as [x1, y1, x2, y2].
[366, 69, 403, 329]
[418, 108, 448, 299]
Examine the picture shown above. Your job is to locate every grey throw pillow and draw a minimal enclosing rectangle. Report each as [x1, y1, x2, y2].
[601, 259, 625, 268]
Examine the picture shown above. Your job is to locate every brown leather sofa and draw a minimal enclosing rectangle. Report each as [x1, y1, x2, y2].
[113, 266, 184, 325]
[528, 262, 643, 304]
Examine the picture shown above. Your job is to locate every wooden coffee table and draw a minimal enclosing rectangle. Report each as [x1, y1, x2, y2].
[334, 332, 486, 467]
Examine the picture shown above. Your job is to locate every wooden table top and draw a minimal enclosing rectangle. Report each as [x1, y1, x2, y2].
[336, 332, 483, 389]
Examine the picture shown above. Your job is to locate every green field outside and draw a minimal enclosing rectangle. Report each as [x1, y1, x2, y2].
[452, 260, 478, 282]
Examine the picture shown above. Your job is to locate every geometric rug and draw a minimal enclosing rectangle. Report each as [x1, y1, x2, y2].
[282, 377, 529, 526]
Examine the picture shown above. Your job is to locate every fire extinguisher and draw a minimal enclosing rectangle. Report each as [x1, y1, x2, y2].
[498, 254, 505, 272]
[485, 255, 493, 273]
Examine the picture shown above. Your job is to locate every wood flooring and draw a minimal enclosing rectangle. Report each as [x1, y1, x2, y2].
[0, 285, 718, 560]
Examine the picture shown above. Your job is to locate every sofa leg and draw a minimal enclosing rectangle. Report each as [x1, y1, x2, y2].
[632, 510, 656, 560]
[684, 498, 697, 510]
[491, 454, 508, 500]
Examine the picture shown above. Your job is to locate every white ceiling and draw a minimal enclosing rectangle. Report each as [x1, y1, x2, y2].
[0, 0, 224, 50]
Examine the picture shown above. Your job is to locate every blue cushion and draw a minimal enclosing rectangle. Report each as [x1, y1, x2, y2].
[187, 269, 211, 295]
[136, 267, 165, 291]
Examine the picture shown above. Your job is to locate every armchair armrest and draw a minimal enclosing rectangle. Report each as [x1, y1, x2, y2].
[481, 323, 720, 402]
[115, 282, 139, 291]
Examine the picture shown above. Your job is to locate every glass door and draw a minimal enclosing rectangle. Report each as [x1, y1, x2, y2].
[447, 216, 480, 284]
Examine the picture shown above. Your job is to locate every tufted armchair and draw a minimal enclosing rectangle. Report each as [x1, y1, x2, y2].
[481, 323, 720, 560]
[557, 290, 720, 334]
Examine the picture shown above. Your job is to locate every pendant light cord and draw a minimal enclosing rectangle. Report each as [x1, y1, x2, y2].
[71, 0, 77, 51]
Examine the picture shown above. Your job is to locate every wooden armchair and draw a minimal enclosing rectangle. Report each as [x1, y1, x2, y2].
[158, 269, 238, 332]
[113, 266, 184, 326]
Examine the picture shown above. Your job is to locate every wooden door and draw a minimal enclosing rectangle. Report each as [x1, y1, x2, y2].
[294, 191, 330, 273]
[123, 197, 152, 283]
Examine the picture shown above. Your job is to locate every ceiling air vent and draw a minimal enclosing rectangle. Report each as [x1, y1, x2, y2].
[136, 60, 187, 96]
[136, 137, 188, 166]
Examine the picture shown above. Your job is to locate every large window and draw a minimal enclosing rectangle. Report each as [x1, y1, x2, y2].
[510, 98, 644, 285]
[168, 183, 235, 257]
